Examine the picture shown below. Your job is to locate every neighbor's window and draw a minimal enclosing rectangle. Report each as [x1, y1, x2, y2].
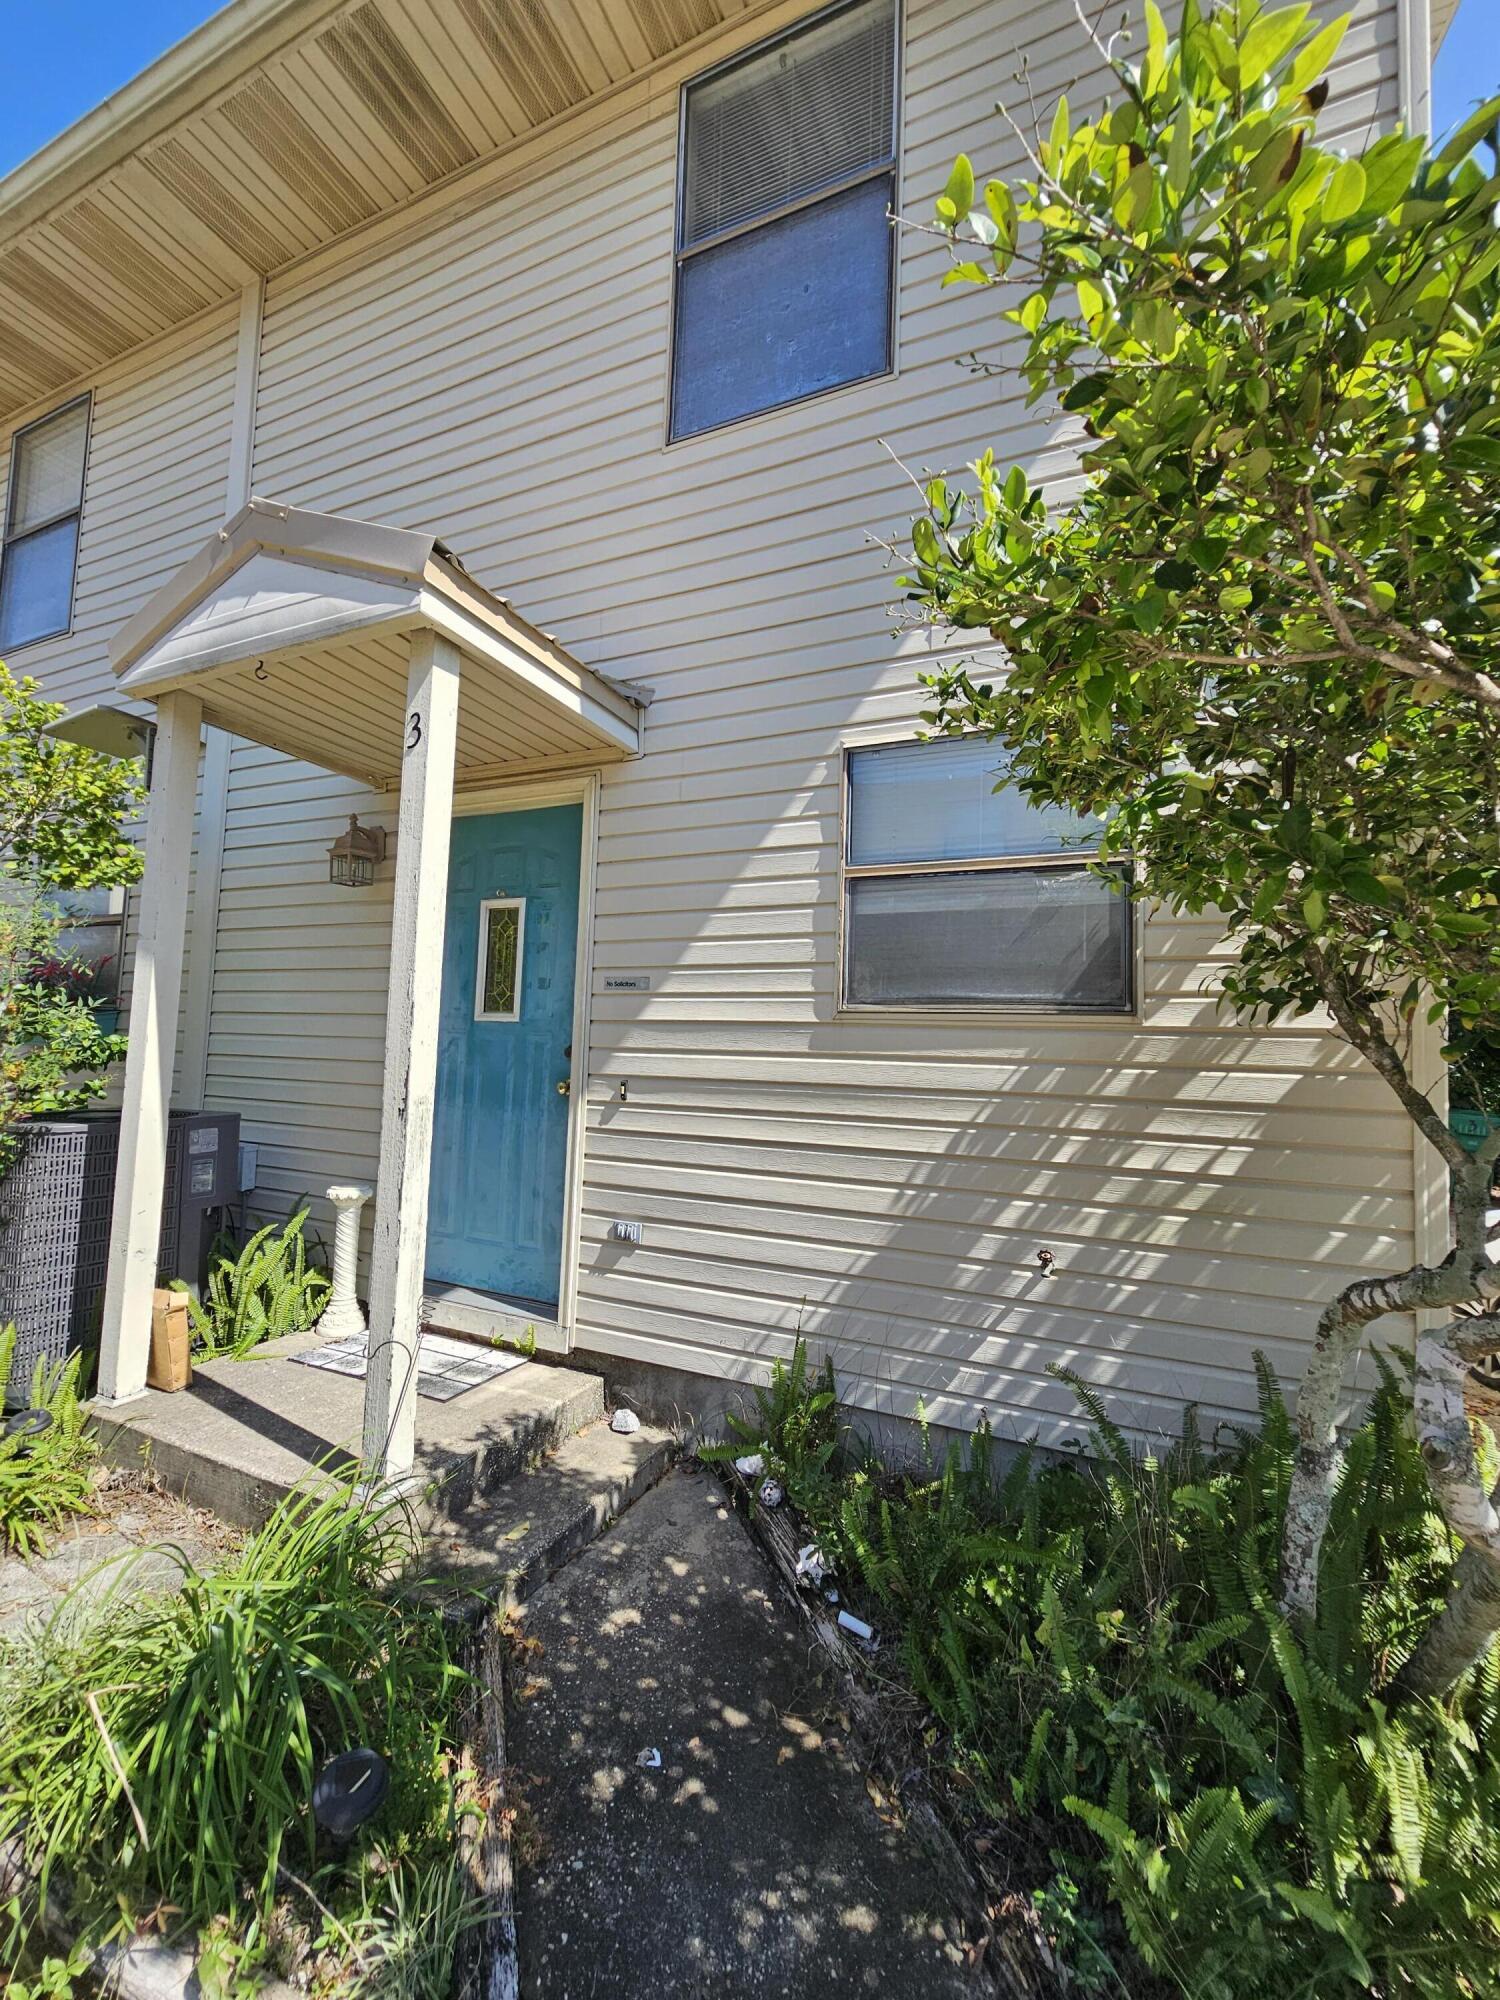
[18, 883, 127, 1016]
[54, 885, 127, 1014]
[842, 738, 1133, 1011]
[670, 0, 898, 441]
[0, 397, 90, 652]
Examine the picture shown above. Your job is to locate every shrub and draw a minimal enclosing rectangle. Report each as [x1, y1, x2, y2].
[0, 1471, 467, 1965]
[733, 1344, 1500, 1997]
[0, 1324, 97, 1557]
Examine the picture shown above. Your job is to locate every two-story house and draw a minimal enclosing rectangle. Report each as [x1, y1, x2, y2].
[0, 0, 1452, 1481]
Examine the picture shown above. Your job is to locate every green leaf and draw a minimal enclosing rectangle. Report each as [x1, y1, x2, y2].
[1114, 160, 1154, 230]
[1167, 110, 1194, 197]
[1302, 887, 1325, 930]
[1251, 874, 1287, 922]
[1342, 867, 1394, 907]
[1061, 373, 1112, 409]
[1435, 91, 1500, 168]
[944, 153, 976, 221]
[1247, 124, 1301, 196]
[1359, 132, 1424, 214]
[985, 180, 1018, 244]
[1047, 93, 1071, 169]
[1322, 157, 1367, 222]
[1239, 4, 1311, 86]
[1145, 0, 1169, 71]
[1283, 14, 1348, 94]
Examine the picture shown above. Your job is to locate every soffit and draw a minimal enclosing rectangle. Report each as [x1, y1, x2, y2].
[0, 0, 754, 422]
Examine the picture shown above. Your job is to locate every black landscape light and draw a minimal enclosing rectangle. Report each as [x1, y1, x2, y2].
[4, 1408, 53, 1451]
[312, 1747, 390, 1846]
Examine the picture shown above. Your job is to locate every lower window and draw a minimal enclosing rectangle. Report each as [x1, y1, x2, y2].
[842, 738, 1133, 1012]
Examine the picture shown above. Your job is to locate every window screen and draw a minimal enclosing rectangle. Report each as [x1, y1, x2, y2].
[0, 398, 89, 651]
[843, 739, 1132, 1012]
[671, 0, 897, 440]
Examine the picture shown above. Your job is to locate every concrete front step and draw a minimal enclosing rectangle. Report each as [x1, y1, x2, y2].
[93, 1327, 605, 1532]
[411, 1417, 676, 1618]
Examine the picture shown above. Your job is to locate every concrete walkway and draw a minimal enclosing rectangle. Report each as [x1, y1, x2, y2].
[509, 1468, 979, 1999]
[0, 1468, 235, 1643]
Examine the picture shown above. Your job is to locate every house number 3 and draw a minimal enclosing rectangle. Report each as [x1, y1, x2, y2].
[406, 711, 422, 751]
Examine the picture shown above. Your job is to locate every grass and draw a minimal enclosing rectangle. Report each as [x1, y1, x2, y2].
[0, 1324, 97, 1557]
[0, 1468, 479, 1992]
[720, 1342, 1500, 1999]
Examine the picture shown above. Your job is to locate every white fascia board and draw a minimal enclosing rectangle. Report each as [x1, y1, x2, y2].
[418, 586, 643, 757]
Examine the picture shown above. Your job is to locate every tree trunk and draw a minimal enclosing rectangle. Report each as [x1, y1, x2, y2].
[1280, 1125, 1500, 1627]
[1400, 1313, 1500, 1698]
[1281, 1263, 1474, 1621]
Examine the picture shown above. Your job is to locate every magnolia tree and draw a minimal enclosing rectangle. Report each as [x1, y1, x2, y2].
[904, 0, 1500, 1692]
[0, 665, 143, 1174]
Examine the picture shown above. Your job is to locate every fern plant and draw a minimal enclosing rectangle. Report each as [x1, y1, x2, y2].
[767, 1342, 1500, 1996]
[0, 1323, 97, 1556]
[176, 1208, 331, 1359]
[700, 1337, 841, 1511]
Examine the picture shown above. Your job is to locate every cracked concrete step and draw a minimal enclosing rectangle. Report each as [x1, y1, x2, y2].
[411, 1417, 677, 1618]
[93, 1328, 606, 1532]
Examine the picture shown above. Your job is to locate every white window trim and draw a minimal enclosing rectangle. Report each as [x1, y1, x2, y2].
[0, 392, 91, 654]
[664, 0, 903, 448]
[70, 882, 128, 1004]
[836, 738, 1140, 1021]
[473, 895, 526, 1023]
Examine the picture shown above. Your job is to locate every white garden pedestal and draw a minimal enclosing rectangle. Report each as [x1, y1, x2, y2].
[319, 1182, 373, 1341]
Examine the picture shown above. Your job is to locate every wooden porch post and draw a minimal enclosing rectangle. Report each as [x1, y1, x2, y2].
[97, 691, 203, 1404]
[361, 629, 460, 1481]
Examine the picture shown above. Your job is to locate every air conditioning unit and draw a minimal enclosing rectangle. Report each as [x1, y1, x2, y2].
[0, 1109, 241, 1397]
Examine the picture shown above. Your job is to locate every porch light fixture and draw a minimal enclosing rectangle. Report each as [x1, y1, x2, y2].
[328, 815, 386, 889]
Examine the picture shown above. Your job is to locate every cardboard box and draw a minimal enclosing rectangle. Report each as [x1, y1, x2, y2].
[147, 1288, 193, 1392]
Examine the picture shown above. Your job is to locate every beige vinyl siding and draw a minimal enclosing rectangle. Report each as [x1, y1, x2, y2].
[199, 0, 1416, 1442]
[204, 742, 391, 1243]
[0, 310, 239, 1102]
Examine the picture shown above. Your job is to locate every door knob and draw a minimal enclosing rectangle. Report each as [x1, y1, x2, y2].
[557, 1079, 571, 1096]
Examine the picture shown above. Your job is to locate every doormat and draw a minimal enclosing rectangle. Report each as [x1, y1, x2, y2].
[293, 1330, 528, 1403]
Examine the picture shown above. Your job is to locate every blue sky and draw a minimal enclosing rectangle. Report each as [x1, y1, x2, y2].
[0, 0, 1492, 177]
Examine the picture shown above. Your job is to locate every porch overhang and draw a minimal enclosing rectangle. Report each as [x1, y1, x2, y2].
[108, 496, 644, 788]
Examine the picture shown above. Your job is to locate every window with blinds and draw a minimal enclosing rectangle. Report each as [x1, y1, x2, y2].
[671, 0, 898, 442]
[842, 738, 1134, 1012]
[0, 396, 90, 652]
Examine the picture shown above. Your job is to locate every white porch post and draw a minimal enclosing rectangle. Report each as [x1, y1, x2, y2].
[97, 691, 203, 1404]
[361, 630, 460, 1481]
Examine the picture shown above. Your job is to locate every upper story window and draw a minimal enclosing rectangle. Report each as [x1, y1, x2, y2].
[670, 0, 898, 442]
[0, 396, 90, 653]
[842, 738, 1133, 1013]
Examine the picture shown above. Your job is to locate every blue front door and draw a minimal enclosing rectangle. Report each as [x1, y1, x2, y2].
[426, 804, 583, 1304]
